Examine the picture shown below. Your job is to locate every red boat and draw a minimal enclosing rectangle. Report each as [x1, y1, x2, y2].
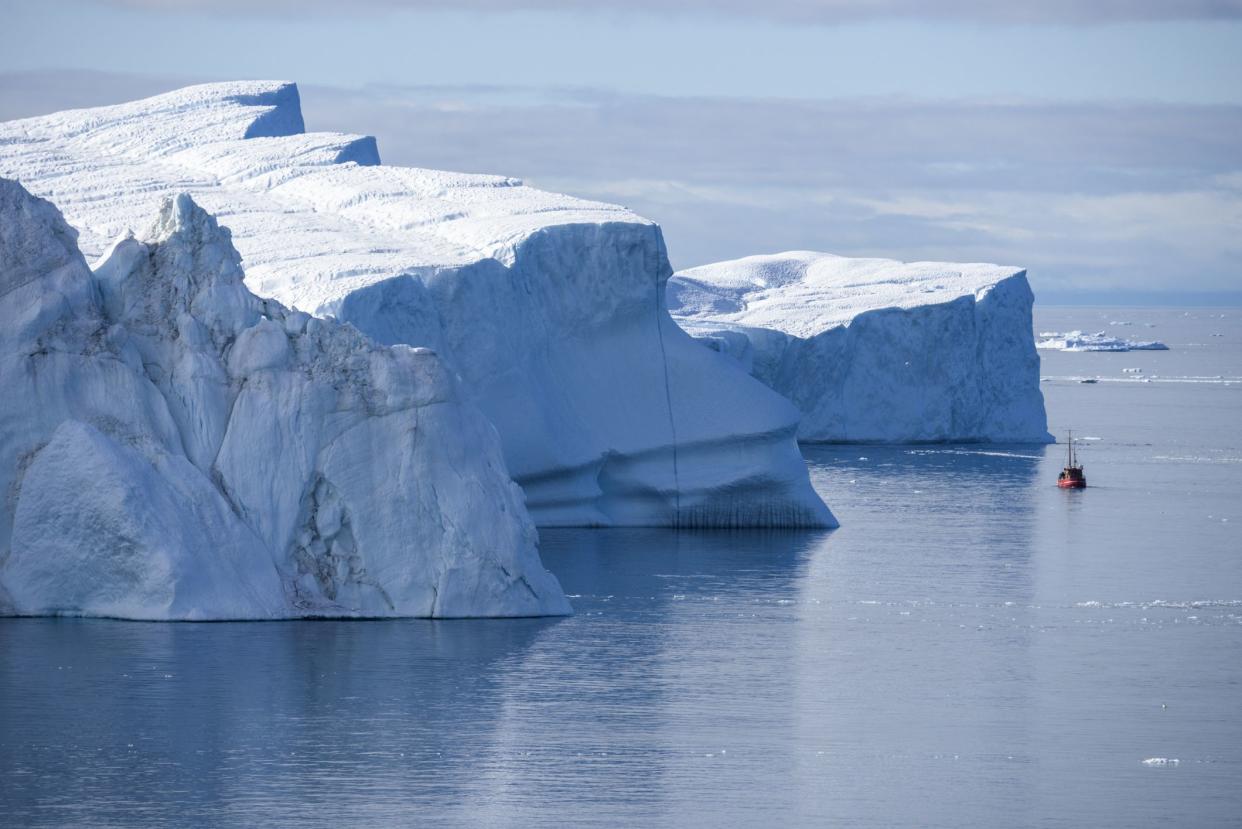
[1058, 430, 1086, 489]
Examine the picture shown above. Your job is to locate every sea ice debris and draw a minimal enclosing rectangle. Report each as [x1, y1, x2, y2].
[1036, 331, 1169, 352]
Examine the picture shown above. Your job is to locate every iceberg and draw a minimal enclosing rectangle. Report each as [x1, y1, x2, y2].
[0, 82, 834, 529]
[1036, 331, 1169, 352]
[669, 251, 1051, 444]
[0, 178, 570, 620]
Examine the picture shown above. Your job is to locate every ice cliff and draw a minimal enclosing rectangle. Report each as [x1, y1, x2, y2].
[669, 252, 1051, 444]
[0, 178, 569, 619]
[0, 82, 834, 528]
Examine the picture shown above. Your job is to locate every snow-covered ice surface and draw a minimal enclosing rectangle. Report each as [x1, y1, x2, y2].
[0, 82, 833, 529]
[0, 178, 569, 620]
[1036, 330, 1170, 352]
[669, 251, 1051, 443]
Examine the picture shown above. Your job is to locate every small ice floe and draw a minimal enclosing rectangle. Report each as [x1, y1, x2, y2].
[1141, 757, 1179, 767]
[1109, 321, 1133, 326]
[1036, 331, 1169, 352]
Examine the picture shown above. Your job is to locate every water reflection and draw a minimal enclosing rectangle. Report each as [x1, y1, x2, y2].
[0, 617, 557, 827]
[793, 445, 1046, 824]
[0, 530, 831, 828]
[3, 434, 1239, 827]
[510, 528, 831, 825]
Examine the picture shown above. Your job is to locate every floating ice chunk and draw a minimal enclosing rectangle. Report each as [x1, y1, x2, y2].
[1037, 331, 1169, 352]
[1141, 758, 1179, 766]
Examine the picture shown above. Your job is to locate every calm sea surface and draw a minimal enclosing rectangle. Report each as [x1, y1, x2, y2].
[2, 307, 1239, 827]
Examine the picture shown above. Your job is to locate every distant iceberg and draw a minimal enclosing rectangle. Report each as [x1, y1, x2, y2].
[669, 251, 1051, 444]
[0, 178, 569, 620]
[1036, 331, 1169, 352]
[0, 81, 834, 529]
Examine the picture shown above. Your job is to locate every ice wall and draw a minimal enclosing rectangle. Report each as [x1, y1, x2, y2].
[0, 178, 569, 620]
[0, 82, 835, 528]
[670, 252, 1051, 444]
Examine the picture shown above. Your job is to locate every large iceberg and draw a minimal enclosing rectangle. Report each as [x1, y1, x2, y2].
[0, 177, 569, 620]
[669, 252, 1051, 444]
[0, 82, 834, 529]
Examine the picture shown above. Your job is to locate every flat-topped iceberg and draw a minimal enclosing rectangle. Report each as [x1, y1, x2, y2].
[0, 82, 834, 529]
[1036, 331, 1169, 352]
[669, 251, 1051, 444]
[0, 178, 569, 620]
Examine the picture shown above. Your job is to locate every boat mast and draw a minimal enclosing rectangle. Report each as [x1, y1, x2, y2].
[1067, 429, 1073, 467]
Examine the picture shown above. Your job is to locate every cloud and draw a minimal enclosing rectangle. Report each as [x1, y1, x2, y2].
[294, 83, 1242, 289]
[86, 0, 1242, 24]
[2, 70, 1239, 300]
[305, 89, 1242, 196]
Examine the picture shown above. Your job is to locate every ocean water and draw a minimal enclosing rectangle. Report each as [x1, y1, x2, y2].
[1, 307, 1239, 827]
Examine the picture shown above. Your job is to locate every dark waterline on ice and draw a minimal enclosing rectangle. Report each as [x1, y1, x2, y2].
[1, 308, 1240, 826]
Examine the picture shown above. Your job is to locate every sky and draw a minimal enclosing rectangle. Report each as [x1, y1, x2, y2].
[1, 0, 1240, 303]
